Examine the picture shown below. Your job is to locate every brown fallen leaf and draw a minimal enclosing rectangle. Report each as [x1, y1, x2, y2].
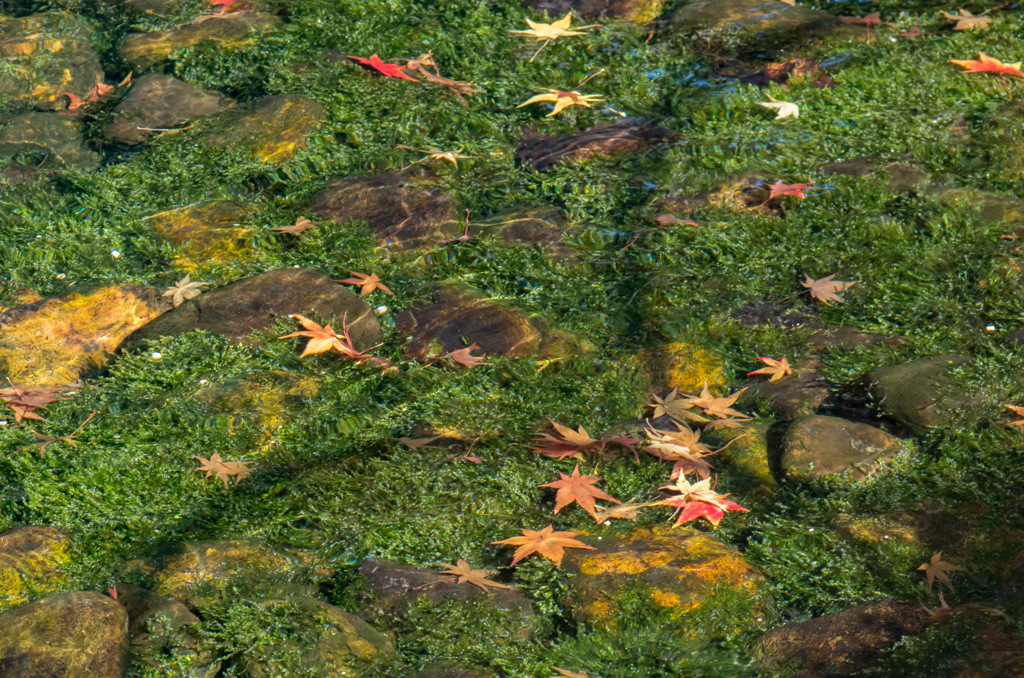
[802, 274, 859, 305]
[593, 500, 653, 523]
[491, 524, 594, 566]
[194, 451, 252, 488]
[918, 551, 965, 591]
[940, 8, 994, 30]
[443, 344, 487, 368]
[433, 559, 510, 592]
[540, 463, 621, 519]
[335, 271, 392, 297]
[748, 356, 792, 382]
[681, 381, 751, 420]
[643, 425, 717, 479]
[1, 383, 59, 424]
[647, 388, 710, 424]
[272, 217, 320, 234]
[30, 411, 96, 456]
[163, 274, 208, 308]
[531, 421, 640, 462]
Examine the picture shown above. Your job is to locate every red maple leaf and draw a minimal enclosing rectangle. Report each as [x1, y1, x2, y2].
[768, 180, 817, 200]
[347, 54, 418, 82]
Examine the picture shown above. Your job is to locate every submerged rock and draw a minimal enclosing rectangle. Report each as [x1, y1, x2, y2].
[0, 13, 106, 110]
[0, 112, 101, 171]
[780, 415, 907, 482]
[743, 362, 830, 420]
[753, 598, 930, 676]
[522, 0, 664, 24]
[561, 526, 763, 624]
[395, 282, 583, 359]
[120, 268, 381, 352]
[0, 285, 167, 386]
[0, 591, 129, 677]
[715, 423, 778, 499]
[868, 355, 975, 429]
[143, 200, 253, 276]
[0, 526, 71, 611]
[641, 342, 728, 394]
[311, 170, 460, 250]
[204, 94, 325, 164]
[663, 0, 840, 52]
[517, 119, 670, 171]
[120, 13, 282, 70]
[808, 326, 902, 352]
[472, 204, 571, 251]
[104, 74, 234, 145]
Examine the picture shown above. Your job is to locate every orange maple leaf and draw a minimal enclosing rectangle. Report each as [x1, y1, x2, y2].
[768, 180, 817, 200]
[443, 344, 486, 368]
[748, 356, 792, 382]
[336, 271, 392, 297]
[539, 463, 620, 519]
[491, 524, 594, 566]
[279, 314, 350, 357]
[951, 52, 1024, 78]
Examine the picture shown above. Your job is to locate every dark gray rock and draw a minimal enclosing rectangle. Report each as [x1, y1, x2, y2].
[868, 355, 975, 429]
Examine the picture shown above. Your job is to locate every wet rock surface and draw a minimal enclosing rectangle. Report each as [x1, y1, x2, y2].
[204, 93, 326, 164]
[0, 113, 101, 171]
[121, 268, 381, 352]
[522, 0, 664, 24]
[779, 415, 907, 481]
[104, 74, 234, 145]
[119, 13, 282, 70]
[0, 526, 70, 610]
[143, 200, 253, 275]
[517, 118, 671, 171]
[868, 355, 976, 429]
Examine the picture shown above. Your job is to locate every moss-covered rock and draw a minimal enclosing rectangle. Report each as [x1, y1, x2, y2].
[0, 112, 100, 171]
[663, 0, 842, 53]
[0, 591, 129, 677]
[641, 342, 728, 394]
[395, 281, 586, 359]
[808, 326, 902, 352]
[204, 94, 326, 164]
[742, 360, 830, 420]
[561, 526, 762, 625]
[104, 74, 234, 145]
[0, 285, 168, 386]
[868, 355, 976, 430]
[119, 13, 282, 70]
[0, 526, 70, 611]
[472, 204, 571, 252]
[714, 422, 778, 499]
[120, 268, 381, 352]
[522, 0, 664, 24]
[311, 170, 461, 250]
[779, 415, 907, 482]
[517, 119, 671, 171]
[143, 200, 253, 276]
[752, 598, 930, 676]
[0, 13, 105, 110]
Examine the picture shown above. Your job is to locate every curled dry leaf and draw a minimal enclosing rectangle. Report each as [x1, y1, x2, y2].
[271, 217, 319, 234]
[593, 500, 654, 523]
[1, 383, 64, 424]
[491, 524, 594, 566]
[802, 274, 859, 305]
[518, 89, 604, 117]
[757, 94, 799, 120]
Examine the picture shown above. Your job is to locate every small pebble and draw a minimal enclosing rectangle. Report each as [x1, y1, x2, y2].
[151, 352, 162, 360]
[111, 250, 121, 258]
[375, 305, 388, 315]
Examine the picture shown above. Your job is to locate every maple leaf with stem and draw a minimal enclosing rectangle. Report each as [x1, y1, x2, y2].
[655, 476, 748, 528]
[194, 451, 252, 488]
[643, 425, 720, 479]
[443, 344, 486, 368]
[950, 53, 1024, 78]
[346, 54, 418, 81]
[396, 145, 476, 169]
[280, 313, 398, 373]
[271, 217, 319, 234]
[491, 524, 594, 566]
[531, 421, 640, 462]
[540, 463, 621, 519]
[802, 274, 859, 305]
[840, 12, 893, 41]
[940, 8, 994, 30]
[508, 12, 600, 61]
[918, 551, 965, 591]
[30, 411, 96, 456]
[646, 388, 710, 424]
[432, 560, 510, 592]
[518, 89, 603, 117]
[757, 93, 799, 119]
[163, 274, 208, 308]
[1004, 404, 1024, 428]
[748, 356, 792, 382]
[680, 381, 751, 420]
[335, 271, 392, 297]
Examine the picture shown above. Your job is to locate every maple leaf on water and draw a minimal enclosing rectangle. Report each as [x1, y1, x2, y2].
[271, 217, 319, 234]
[491, 524, 594, 566]
[540, 463, 621, 519]
[681, 381, 751, 421]
[194, 451, 252, 488]
[347, 54, 418, 81]
[643, 425, 718, 480]
[434, 560, 511, 592]
[280, 313, 398, 373]
[518, 89, 603, 117]
[396, 145, 476, 169]
[918, 551, 965, 591]
[940, 8, 993, 30]
[802, 274, 859, 305]
[757, 93, 799, 120]
[1004, 404, 1024, 428]
[508, 12, 600, 61]
[647, 388, 710, 424]
[443, 344, 487, 368]
[531, 421, 640, 462]
[335, 271, 393, 297]
[163, 274, 208, 308]
[655, 476, 748, 528]
[748, 356, 792, 382]
[950, 53, 1024, 78]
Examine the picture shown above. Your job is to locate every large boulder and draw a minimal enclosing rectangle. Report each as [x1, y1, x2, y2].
[0, 591, 129, 678]
[119, 268, 381, 352]
[868, 355, 975, 429]
[104, 74, 234, 145]
[0, 526, 71, 611]
[0, 285, 167, 386]
[780, 415, 907, 482]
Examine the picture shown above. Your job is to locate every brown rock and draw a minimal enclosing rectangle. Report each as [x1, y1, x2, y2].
[0, 285, 167, 387]
[0, 526, 71, 611]
[415, 662, 498, 678]
[780, 415, 907, 481]
[517, 119, 671, 171]
[204, 94, 325, 164]
[0, 113, 101, 171]
[120, 13, 282, 70]
[144, 200, 253, 277]
[868, 355, 976, 429]
[744, 368, 830, 420]
[0, 591, 129, 678]
[752, 598, 929, 676]
[561, 526, 763, 624]
[395, 282, 583, 359]
[311, 170, 459, 249]
[808, 326, 901, 352]
[664, 0, 842, 51]
[472, 204, 570, 251]
[104, 74, 234, 145]
[729, 295, 820, 330]
[522, 0, 664, 24]
[119, 268, 381, 353]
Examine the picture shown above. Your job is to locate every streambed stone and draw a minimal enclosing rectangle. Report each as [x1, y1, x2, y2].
[120, 13, 282, 70]
[0, 112, 100, 171]
[0, 526, 70, 611]
[517, 118, 670, 171]
[104, 74, 234, 145]
[641, 342, 728, 393]
[0, 591, 129, 678]
[742, 361, 830, 420]
[663, 0, 843, 52]
[144, 200, 253, 276]
[120, 268, 381, 352]
[0, 12, 106, 110]
[472, 204, 571, 251]
[868, 355, 975, 429]
[0, 285, 167, 387]
[522, 0, 664, 24]
[205, 93, 325, 164]
[780, 415, 906, 482]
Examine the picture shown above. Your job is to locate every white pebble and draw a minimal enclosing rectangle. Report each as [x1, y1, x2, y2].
[151, 352, 162, 360]
[111, 250, 121, 258]
[375, 305, 388, 315]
